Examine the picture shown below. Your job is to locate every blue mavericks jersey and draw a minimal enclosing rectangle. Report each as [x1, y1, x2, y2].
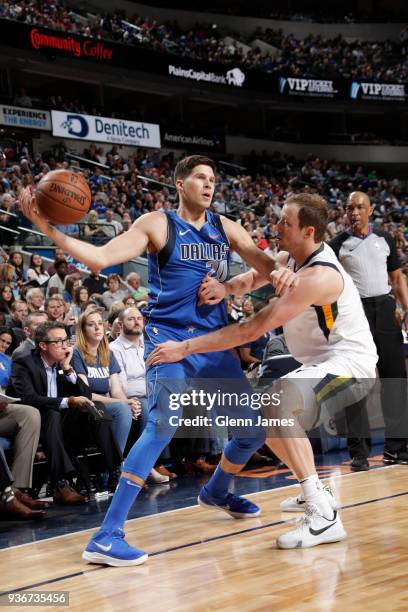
[143, 210, 230, 331]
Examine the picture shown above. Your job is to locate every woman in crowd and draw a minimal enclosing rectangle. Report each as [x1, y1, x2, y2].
[63, 274, 81, 304]
[0, 327, 15, 388]
[72, 309, 136, 454]
[0, 283, 15, 315]
[9, 250, 27, 286]
[72, 286, 90, 320]
[0, 264, 15, 285]
[122, 295, 137, 308]
[27, 253, 50, 286]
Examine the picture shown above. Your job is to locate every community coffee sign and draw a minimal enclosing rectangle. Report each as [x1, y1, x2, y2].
[29, 28, 113, 61]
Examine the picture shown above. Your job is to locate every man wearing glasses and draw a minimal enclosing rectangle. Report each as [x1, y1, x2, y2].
[7, 321, 121, 504]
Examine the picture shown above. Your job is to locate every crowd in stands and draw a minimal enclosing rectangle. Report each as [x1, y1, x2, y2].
[1, 144, 407, 262]
[150, 1, 407, 23]
[0, 141, 406, 519]
[1, 1, 407, 82]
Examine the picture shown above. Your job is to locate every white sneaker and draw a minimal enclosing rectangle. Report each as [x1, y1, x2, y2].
[146, 468, 169, 484]
[277, 504, 347, 549]
[280, 484, 337, 513]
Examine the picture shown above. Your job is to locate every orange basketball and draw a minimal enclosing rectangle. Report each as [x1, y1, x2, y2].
[36, 169, 91, 225]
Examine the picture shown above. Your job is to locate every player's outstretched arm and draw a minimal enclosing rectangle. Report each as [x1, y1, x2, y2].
[148, 266, 341, 365]
[19, 187, 160, 271]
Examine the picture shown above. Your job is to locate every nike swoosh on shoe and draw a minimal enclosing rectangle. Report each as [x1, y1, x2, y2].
[309, 511, 338, 536]
[94, 542, 113, 552]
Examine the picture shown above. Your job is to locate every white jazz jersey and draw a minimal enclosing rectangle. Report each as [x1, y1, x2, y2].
[283, 243, 378, 378]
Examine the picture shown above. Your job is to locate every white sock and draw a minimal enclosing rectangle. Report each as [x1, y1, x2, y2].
[299, 474, 334, 519]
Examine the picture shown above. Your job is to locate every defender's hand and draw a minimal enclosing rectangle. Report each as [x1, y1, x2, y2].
[147, 341, 187, 366]
[270, 266, 299, 296]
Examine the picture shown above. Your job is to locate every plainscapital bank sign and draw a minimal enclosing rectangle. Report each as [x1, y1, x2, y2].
[168, 64, 246, 87]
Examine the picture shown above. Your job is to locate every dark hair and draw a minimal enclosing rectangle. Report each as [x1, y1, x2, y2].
[54, 259, 67, 271]
[174, 155, 216, 183]
[122, 294, 136, 306]
[29, 252, 45, 274]
[0, 326, 15, 355]
[64, 275, 78, 298]
[34, 321, 66, 346]
[10, 250, 24, 268]
[107, 273, 120, 284]
[9, 251, 25, 274]
[285, 193, 328, 242]
[0, 282, 15, 314]
[74, 285, 89, 305]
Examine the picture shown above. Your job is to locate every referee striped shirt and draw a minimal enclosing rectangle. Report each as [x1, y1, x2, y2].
[329, 229, 401, 298]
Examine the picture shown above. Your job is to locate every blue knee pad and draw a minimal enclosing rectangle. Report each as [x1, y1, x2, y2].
[223, 431, 266, 466]
[122, 417, 174, 481]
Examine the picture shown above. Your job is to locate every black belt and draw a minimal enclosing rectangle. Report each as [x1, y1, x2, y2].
[361, 293, 390, 304]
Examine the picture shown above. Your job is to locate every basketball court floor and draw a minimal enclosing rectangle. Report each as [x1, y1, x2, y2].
[0, 446, 407, 611]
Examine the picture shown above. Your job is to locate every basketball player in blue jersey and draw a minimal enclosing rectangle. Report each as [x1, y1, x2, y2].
[149, 193, 379, 549]
[19, 155, 296, 566]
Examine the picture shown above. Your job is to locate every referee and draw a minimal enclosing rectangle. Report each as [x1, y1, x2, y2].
[330, 191, 408, 470]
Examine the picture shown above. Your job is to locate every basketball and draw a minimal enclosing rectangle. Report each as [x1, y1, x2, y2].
[36, 169, 91, 225]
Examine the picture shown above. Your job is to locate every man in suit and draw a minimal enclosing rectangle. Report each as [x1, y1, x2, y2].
[8, 321, 122, 504]
[9, 300, 29, 330]
[12, 311, 48, 360]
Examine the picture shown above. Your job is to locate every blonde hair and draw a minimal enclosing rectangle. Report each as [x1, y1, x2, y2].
[45, 293, 68, 313]
[0, 263, 15, 283]
[75, 308, 109, 367]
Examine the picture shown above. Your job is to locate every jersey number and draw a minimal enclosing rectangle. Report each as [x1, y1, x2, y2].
[206, 260, 228, 282]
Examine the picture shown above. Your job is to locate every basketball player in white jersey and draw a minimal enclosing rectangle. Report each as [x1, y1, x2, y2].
[148, 193, 378, 548]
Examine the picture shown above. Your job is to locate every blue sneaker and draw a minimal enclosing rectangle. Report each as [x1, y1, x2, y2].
[198, 487, 261, 519]
[82, 529, 148, 567]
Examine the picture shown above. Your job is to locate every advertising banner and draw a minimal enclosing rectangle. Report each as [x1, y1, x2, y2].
[350, 81, 406, 102]
[51, 110, 161, 148]
[0, 105, 51, 130]
[162, 127, 225, 152]
[278, 77, 339, 98]
[0, 21, 405, 103]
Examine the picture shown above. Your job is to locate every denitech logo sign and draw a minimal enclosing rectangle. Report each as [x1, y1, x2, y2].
[51, 111, 161, 148]
[30, 28, 113, 61]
